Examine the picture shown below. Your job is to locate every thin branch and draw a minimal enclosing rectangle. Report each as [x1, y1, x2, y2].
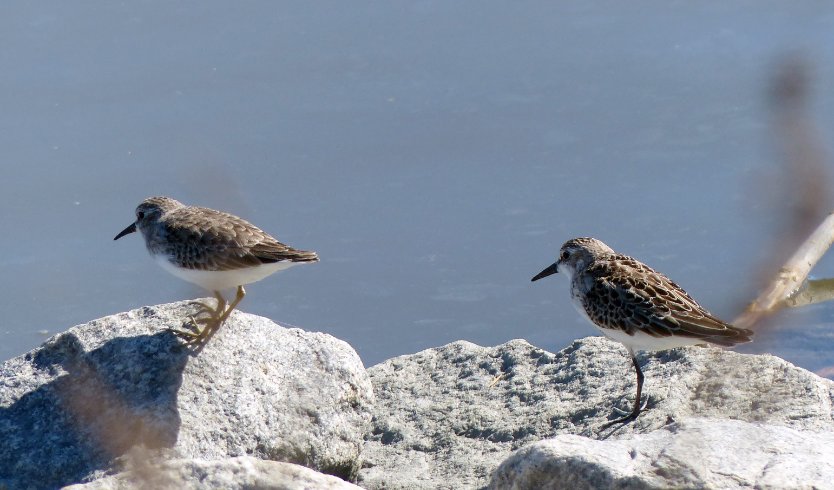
[783, 278, 834, 308]
[734, 212, 834, 328]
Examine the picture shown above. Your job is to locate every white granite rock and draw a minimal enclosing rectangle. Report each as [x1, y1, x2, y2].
[62, 455, 364, 490]
[489, 418, 834, 489]
[5, 303, 834, 490]
[0, 301, 374, 489]
[359, 337, 834, 489]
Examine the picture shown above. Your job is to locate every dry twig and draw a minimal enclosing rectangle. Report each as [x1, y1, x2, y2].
[734, 212, 834, 329]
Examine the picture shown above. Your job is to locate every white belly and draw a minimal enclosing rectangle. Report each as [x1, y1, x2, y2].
[599, 327, 705, 353]
[154, 255, 302, 291]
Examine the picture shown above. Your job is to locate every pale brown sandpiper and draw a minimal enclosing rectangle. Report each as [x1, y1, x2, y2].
[115, 196, 318, 347]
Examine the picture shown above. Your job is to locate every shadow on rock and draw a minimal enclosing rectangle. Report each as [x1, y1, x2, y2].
[0, 330, 189, 489]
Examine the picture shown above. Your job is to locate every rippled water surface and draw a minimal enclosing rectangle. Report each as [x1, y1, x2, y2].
[1, 2, 834, 375]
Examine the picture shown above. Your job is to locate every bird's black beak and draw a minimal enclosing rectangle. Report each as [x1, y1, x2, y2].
[531, 262, 558, 282]
[114, 222, 137, 240]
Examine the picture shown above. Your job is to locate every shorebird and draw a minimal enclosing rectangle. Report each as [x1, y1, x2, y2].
[532, 237, 753, 427]
[114, 196, 318, 347]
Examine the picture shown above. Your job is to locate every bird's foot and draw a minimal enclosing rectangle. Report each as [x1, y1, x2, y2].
[596, 396, 649, 436]
[168, 316, 212, 342]
[169, 307, 224, 346]
[611, 396, 649, 417]
[189, 298, 224, 320]
[168, 288, 242, 350]
[598, 410, 639, 431]
[169, 318, 223, 347]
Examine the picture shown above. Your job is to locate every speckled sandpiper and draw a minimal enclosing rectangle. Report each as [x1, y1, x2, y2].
[532, 237, 753, 427]
[114, 196, 318, 346]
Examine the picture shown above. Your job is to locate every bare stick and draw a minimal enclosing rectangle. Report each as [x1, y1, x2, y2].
[734, 212, 834, 328]
[784, 278, 834, 308]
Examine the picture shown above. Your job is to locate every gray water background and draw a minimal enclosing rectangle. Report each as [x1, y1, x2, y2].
[1, 2, 834, 376]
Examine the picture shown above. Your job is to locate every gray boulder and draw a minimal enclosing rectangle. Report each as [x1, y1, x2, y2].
[63, 454, 364, 490]
[359, 337, 834, 489]
[489, 418, 834, 489]
[0, 300, 373, 489]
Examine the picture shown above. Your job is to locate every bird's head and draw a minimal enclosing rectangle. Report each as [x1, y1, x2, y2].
[114, 196, 184, 240]
[531, 237, 614, 281]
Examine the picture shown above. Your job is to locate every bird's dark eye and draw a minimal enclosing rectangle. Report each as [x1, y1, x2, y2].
[560, 251, 569, 260]
[136, 211, 145, 220]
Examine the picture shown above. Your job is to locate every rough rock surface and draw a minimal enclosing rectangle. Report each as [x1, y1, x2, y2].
[359, 337, 834, 489]
[0, 301, 373, 490]
[489, 418, 834, 489]
[63, 455, 364, 490]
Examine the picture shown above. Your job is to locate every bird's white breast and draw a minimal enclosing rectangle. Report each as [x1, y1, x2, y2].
[154, 255, 301, 291]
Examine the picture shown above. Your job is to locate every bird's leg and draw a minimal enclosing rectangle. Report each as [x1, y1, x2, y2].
[215, 285, 246, 324]
[171, 287, 245, 347]
[611, 353, 649, 417]
[598, 354, 645, 432]
[179, 291, 226, 332]
[190, 291, 226, 319]
[178, 291, 226, 334]
[170, 290, 227, 342]
[185, 286, 245, 346]
[612, 393, 649, 417]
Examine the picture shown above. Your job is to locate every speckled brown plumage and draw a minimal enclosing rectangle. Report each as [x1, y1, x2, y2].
[578, 254, 751, 346]
[542, 237, 752, 350]
[134, 196, 318, 271]
[532, 237, 753, 428]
